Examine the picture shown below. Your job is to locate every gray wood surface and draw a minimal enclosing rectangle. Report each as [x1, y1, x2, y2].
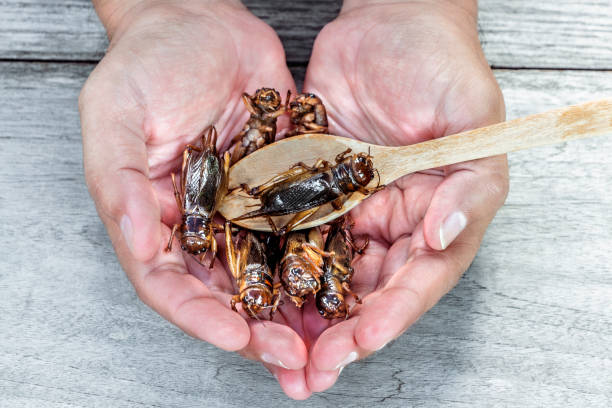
[1, 0, 612, 69]
[1, 0, 612, 407]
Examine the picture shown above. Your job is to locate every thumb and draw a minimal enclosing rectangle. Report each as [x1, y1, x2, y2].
[423, 155, 509, 251]
[79, 76, 160, 262]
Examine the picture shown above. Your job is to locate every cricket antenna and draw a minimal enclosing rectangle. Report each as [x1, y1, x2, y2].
[248, 305, 261, 322]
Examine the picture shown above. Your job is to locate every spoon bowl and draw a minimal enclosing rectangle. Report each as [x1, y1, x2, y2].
[219, 99, 612, 231]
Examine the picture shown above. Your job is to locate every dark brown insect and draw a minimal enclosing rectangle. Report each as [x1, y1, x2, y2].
[232, 148, 382, 234]
[166, 126, 229, 268]
[286, 93, 328, 137]
[230, 88, 287, 164]
[280, 228, 331, 308]
[225, 221, 281, 319]
[317, 216, 367, 319]
[262, 233, 282, 276]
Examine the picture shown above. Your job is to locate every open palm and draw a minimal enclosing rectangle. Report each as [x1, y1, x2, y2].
[80, 2, 316, 399]
[297, 2, 509, 392]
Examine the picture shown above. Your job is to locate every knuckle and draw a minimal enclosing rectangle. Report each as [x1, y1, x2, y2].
[466, 77, 506, 126]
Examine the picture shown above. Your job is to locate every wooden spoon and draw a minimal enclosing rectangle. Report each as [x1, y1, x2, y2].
[219, 98, 612, 231]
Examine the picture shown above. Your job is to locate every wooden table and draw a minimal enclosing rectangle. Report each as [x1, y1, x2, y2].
[1, 1, 611, 406]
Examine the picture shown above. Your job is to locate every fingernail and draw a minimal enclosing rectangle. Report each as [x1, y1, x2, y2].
[120, 215, 134, 254]
[261, 353, 288, 369]
[334, 351, 358, 370]
[376, 341, 389, 351]
[439, 211, 467, 250]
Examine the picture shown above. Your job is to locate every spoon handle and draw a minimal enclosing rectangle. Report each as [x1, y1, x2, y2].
[377, 99, 612, 184]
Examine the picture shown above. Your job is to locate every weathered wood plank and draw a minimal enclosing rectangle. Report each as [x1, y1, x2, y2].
[0, 0, 108, 61]
[480, 0, 612, 69]
[0, 0, 341, 64]
[1, 0, 611, 69]
[1, 62, 612, 406]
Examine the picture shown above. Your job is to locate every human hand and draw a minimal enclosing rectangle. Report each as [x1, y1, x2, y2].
[79, 0, 313, 399]
[300, 0, 509, 391]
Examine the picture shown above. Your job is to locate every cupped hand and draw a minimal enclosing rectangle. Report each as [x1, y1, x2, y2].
[79, 1, 312, 399]
[300, 0, 509, 392]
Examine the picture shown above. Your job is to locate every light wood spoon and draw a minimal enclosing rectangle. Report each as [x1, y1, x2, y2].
[219, 98, 612, 231]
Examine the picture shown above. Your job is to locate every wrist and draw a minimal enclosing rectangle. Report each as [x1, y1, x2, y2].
[92, 0, 244, 40]
[341, 0, 478, 19]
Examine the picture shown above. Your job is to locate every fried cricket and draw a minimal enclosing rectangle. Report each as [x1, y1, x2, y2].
[232, 148, 382, 234]
[166, 126, 229, 268]
[317, 216, 367, 319]
[280, 228, 332, 308]
[225, 221, 281, 319]
[230, 88, 287, 164]
[286, 92, 328, 137]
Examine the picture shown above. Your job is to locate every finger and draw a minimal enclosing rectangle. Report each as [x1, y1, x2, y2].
[354, 226, 477, 351]
[79, 70, 160, 262]
[310, 316, 367, 372]
[305, 358, 341, 393]
[120, 233, 250, 352]
[264, 364, 312, 400]
[423, 155, 509, 251]
[240, 320, 308, 370]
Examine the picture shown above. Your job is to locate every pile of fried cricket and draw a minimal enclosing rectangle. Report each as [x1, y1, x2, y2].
[167, 89, 380, 320]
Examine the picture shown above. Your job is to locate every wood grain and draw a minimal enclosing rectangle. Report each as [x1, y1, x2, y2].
[480, 0, 612, 69]
[1, 0, 611, 70]
[1, 62, 612, 406]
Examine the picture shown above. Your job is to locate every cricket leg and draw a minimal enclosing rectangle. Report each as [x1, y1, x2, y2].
[230, 295, 240, 313]
[266, 105, 287, 119]
[303, 242, 335, 260]
[335, 148, 353, 163]
[231, 141, 247, 165]
[301, 253, 325, 278]
[348, 235, 369, 254]
[342, 281, 361, 304]
[269, 282, 282, 320]
[331, 197, 346, 211]
[304, 123, 328, 133]
[344, 304, 351, 320]
[339, 221, 369, 254]
[228, 166, 309, 197]
[248, 166, 313, 196]
[207, 125, 218, 150]
[290, 158, 331, 172]
[265, 216, 280, 235]
[288, 294, 305, 309]
[223, 151, 231, 185]
[356, 185, 385, 196]
[207, 229, 218, 269]
[224, 221, 240, 280]
[165, 224, 180, 252]
[185, 144, 203, 152]
[171, 173, 184, 214]
[280, 207, 319, 234]
[241, 93, 258, 115]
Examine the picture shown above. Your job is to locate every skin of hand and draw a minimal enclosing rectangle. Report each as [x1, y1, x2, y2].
[80, 0, 315, 399]
[297, 0, 510, 392]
